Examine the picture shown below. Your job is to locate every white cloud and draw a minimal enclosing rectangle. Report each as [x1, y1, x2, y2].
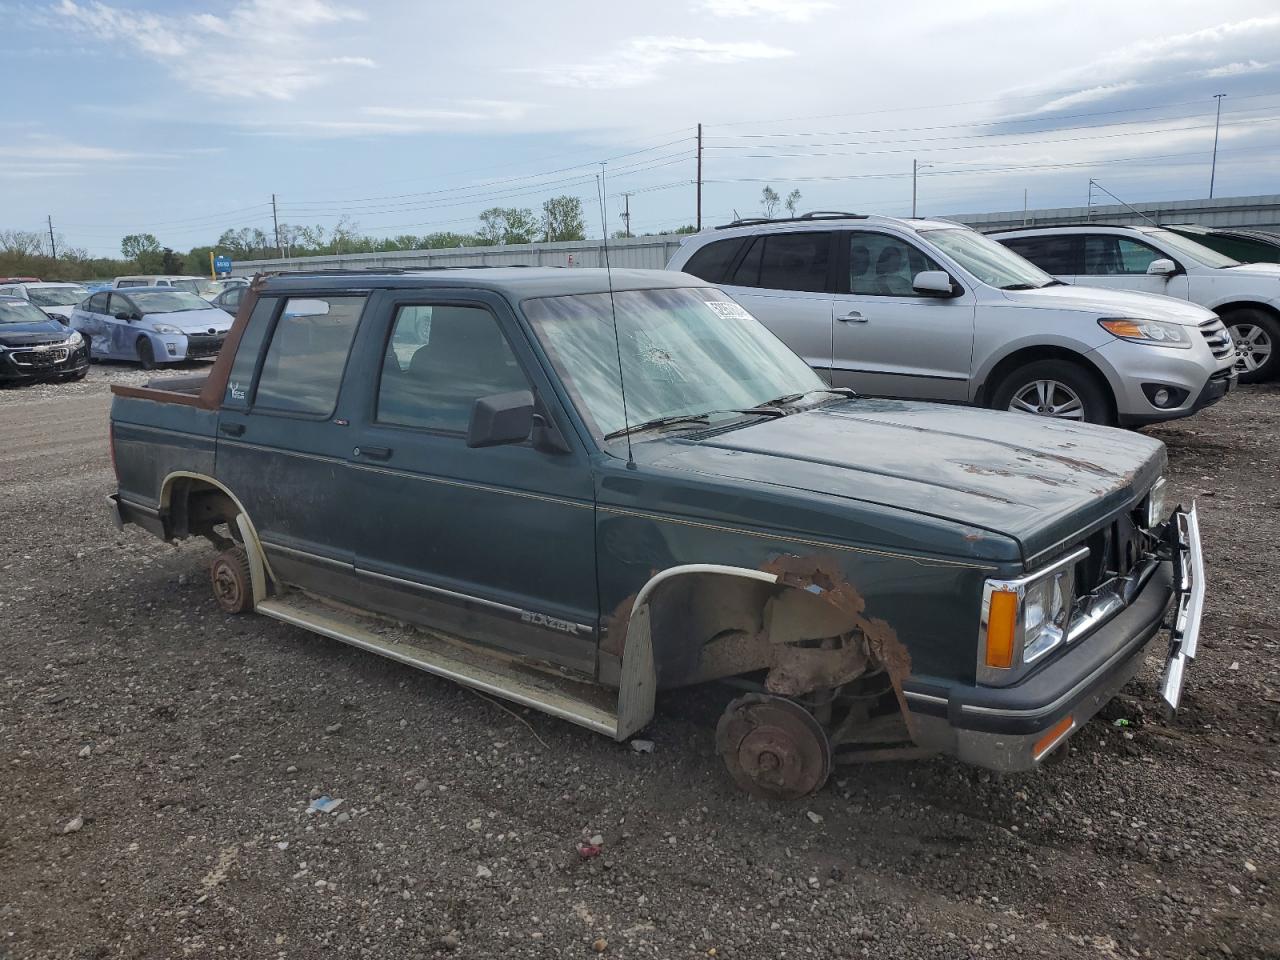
[699, 0, 833, 21]
[54, 0, 372, 100]
[519, 35, 792, 89]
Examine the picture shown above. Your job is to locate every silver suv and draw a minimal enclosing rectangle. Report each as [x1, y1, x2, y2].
[990, 223, 1280, 383]
[667, 213, 1236, 426]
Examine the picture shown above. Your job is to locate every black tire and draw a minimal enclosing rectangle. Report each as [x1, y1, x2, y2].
[136, 337, 156, 371]
[990, 359, 1113, 426]
[64, 369, 88, 382]
[210, 546, 254, 614]
[1222, 307, 1280, 384]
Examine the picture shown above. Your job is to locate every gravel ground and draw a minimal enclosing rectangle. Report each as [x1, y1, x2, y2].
[1, 364, 1276, 960]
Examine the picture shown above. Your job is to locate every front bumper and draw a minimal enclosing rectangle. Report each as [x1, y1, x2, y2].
[1093, 337, 1235, 426]
[905, 505, 1204, 771]
[0, 342, 89, 382]
[1119, 368, 1236, 427]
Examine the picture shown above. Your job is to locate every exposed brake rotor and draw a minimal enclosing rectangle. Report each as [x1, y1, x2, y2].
[715, 693, 832, 801]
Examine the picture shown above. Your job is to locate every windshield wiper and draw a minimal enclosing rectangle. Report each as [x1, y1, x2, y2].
[604, 413, 719, 440]
[1039, 279, 1067, 287]
[748, 387, 858, 411]
[999, 282, 1038, 290]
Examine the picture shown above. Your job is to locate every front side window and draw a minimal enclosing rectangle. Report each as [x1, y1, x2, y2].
[108, 293, 136, 316]
[1082, 235, 1163, 275]
[524, 286, 825, 441]
[847, 233, 945, 296]
[87, 292, 109, 313]
[377, 304, 529, 433]
[254, 296, 366, 416]
[923, 228, 1055, 289]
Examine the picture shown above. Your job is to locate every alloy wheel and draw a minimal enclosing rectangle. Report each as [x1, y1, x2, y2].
[1230, 322, 1273, 374]
[1007, 379, 1086, 420]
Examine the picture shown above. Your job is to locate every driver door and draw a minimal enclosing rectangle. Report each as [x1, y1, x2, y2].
[342, 289, 600, 676]
[106, 292, 139, 358]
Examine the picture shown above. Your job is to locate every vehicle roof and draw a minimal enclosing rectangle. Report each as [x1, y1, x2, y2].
[988, 224, 1161, 236]
[112, 285, 207, 294]
[697, 214, 965, 240]
[11, 280, 84, 287]
[115, 274, 202, 281]
[259, 267, 714, 299]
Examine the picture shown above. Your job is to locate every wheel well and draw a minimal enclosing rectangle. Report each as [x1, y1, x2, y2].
[975, 346, 1116, 419]
[164, 476, 239, 543]
[1214, 300, 1280, 323]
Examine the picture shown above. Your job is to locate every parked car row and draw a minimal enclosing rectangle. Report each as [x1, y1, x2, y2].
[668, 213, 1239, 427]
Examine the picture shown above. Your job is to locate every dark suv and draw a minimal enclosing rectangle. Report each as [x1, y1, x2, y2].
[106, 269, 1203, 799]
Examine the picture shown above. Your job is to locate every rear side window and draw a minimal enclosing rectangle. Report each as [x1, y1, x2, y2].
[253, 296, 366, 416]
[758, 232, 832, 292]
[87, 292, 109, 313]
[223, 295, 277, 409]
[117, 280, 144, 288]
[1000, 235, 1079, 274]
[681, 237, 747, 283]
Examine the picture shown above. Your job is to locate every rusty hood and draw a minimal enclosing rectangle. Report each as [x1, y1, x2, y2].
[646, 398, 1166, 563]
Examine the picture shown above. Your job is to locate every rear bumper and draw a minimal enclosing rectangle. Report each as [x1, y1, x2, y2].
[905, 505, 1204, 771]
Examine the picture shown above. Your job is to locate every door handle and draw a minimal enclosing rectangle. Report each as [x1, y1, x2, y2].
[353, 445, 392, 460]
[219, 422, 245, 437]
[837, 311, 868, 323]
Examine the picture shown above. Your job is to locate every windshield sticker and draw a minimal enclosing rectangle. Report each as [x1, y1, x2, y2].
[704, 300, 751, 320]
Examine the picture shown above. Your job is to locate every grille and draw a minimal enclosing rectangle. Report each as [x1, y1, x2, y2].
[12, 346, 69, 367]
[185, 334, 225, 357]
[1199, 318, 1233, 360]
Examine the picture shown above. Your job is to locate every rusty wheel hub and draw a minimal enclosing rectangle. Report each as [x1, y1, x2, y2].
[716, 694, 831, 800]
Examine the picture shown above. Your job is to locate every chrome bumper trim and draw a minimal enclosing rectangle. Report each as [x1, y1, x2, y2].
[1161, 504, 1204, 713]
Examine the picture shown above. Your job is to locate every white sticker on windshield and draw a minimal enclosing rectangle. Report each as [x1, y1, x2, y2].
[704, 300, 751, 320]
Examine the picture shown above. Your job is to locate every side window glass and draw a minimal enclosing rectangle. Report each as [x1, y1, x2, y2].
[1004, 236, 1076, 274]
[848, 233, 943, 296]
[224, 296, 278, 409]
[682, 237, 747, 283]
[87, 293, 109, 313]
[108, 293, 134, 316]
[253, 296, 366, 416]
[1083, 236, 1158, 275]
[729, 237, 763, 286]
[377, 304, 530, 434]
[757, 232, 831, 293]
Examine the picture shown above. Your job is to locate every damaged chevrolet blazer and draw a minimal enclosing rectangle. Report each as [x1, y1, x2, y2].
[108, 268, 1204, 800]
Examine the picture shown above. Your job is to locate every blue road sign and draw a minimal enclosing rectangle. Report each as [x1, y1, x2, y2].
[213, 255, 232, 273]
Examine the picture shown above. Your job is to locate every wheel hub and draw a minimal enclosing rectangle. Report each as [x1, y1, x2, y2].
[716, 694, 832, 800]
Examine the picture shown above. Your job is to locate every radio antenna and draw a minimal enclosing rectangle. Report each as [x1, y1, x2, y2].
[596, 165, 634, 467]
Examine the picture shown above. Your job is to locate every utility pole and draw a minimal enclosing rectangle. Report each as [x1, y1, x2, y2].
[1022, 188, 1028, 225]
[1209, 93, 1227, 199]
[46, 215, 57, 259]
[621, 193, 632, 238]
[696, 123, 703, 231]
[912, 159, 918, 218]
[272, 193, 282, 258]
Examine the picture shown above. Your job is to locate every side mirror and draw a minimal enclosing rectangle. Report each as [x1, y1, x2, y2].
[114, 311, 132, 321]
[912, 270, 957, 297]
[1147, 258, 1177, 277]
[467, 390, 534, 448]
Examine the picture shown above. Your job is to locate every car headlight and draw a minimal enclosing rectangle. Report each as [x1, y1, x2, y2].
[1145, 477, 1169, 528]
[979, 547, 1086, 684]
[151, 323, 183, 335]
[66, 330, 83, 347]
[1098, 318, 1192, 348]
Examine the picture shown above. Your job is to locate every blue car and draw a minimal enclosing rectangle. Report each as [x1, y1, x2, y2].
[69, 287, 233, 368]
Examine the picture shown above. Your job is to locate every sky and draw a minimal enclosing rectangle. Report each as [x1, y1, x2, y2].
[3, 0, 1280, 257]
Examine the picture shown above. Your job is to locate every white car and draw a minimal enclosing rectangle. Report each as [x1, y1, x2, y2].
[114, 275, 222, 300]
[0, 281, 91, 323]
[990, 224, 1280, 383]
[667, 213, 1236, 426]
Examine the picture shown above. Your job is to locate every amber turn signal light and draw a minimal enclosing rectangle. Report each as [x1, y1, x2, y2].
[1034, 714, 1075, 760]
[984, 589, 1018, 668]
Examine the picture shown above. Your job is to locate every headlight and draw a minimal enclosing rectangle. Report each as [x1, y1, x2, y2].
[66, 330, 83, 346]
[1098, 318, 1192, 349]
[151, 323, 183, 335]
[1145, 477, 1169, 528]
[979, 547, 1086, 684]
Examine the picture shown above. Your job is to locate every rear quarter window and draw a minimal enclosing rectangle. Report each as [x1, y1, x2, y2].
[681, 237, 747, 283]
